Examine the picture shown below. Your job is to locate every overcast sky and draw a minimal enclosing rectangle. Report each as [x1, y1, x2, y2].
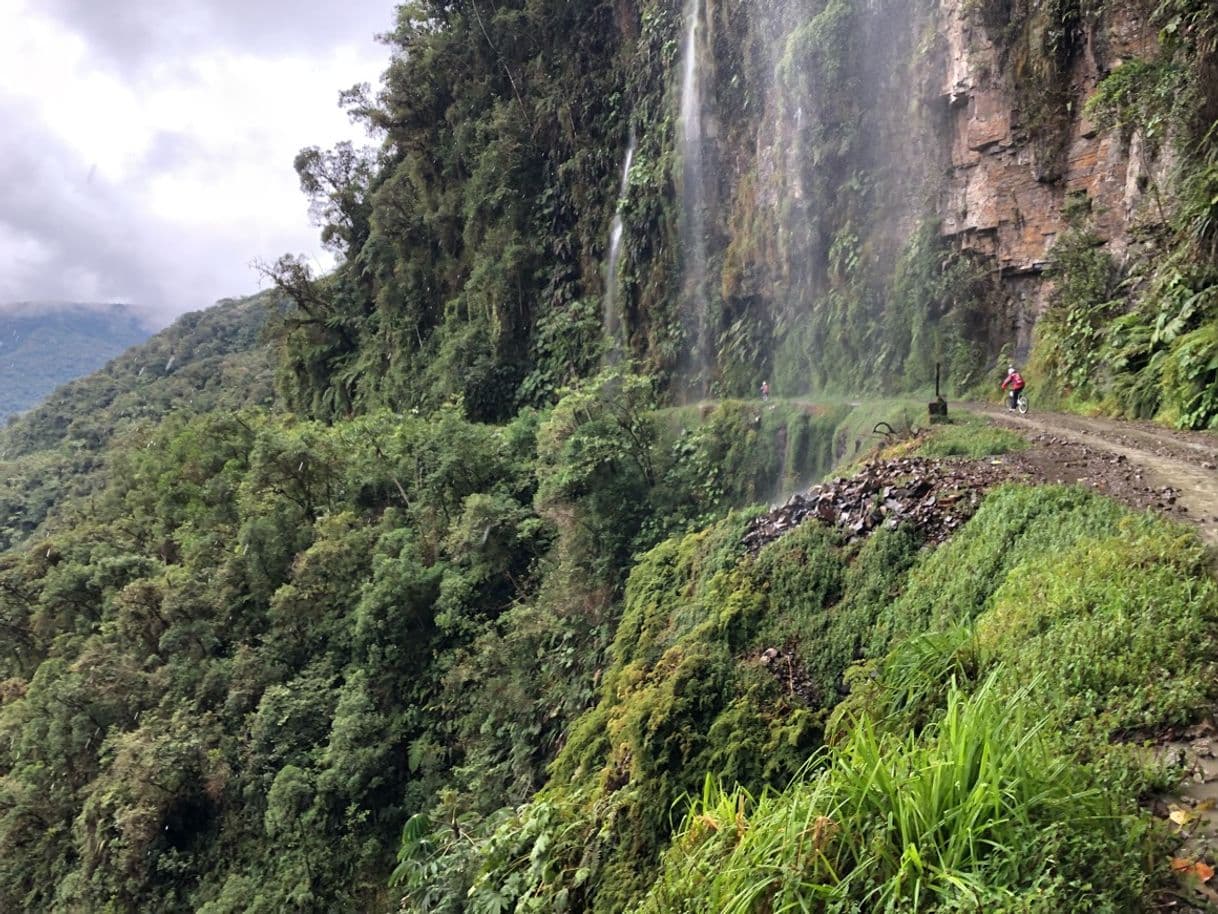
[0, 0, 393, 325]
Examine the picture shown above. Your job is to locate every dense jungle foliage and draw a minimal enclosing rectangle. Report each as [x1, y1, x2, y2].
[0, 355, 888, 910]
[5, 362, 1215, 911]
[4, 0, 1218, 910]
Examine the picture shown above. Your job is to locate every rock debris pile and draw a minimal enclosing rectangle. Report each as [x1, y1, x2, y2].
[743, 456, 1017, 553]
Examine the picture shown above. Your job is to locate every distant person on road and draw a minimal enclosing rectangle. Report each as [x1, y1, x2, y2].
[1001, 367, 1025, 411]
[761, 380, 770, 402]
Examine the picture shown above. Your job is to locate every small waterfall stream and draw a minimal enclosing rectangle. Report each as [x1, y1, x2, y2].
[770, 422, 791, 507]
[604, 132, 637, 362]
[678, 0, 710, 394]
[759, 3, 817, 395]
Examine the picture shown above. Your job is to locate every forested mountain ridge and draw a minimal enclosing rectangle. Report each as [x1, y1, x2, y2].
[0, 0, 1217, 912]
[0, 292, 275, 552]
[0, 303, 154, 422]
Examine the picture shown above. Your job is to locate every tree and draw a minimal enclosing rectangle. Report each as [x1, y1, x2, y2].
[293, 142, 377, 257]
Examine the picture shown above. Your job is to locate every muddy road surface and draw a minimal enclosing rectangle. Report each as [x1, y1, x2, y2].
[967, 404, 1218, 546]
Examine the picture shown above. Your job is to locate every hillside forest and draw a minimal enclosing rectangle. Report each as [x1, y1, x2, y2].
[1, 0, 1217, 912]
[0, 304, 154, 421]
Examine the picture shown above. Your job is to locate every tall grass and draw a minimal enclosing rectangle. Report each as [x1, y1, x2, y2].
[636, 679, 1146, 913]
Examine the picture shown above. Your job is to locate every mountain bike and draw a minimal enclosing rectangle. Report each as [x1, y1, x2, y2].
[1015, 390, 1028, 415]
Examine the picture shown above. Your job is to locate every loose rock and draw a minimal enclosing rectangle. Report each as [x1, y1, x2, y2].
[743, 456, 1017, 552]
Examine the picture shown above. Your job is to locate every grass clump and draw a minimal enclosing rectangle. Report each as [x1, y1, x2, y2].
[857, 504, 1218, 749]
[868, 485, 1126, 655]
[915, 416, 1028, 459]
[976, 516, 1218, 740]
[638, 679, 1149, 913]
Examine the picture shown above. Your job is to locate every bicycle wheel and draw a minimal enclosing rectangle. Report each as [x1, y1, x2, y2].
[1016, 392, 1029, 415]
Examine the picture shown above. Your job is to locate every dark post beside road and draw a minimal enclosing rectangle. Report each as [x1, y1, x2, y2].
[929, 361, 948, 423]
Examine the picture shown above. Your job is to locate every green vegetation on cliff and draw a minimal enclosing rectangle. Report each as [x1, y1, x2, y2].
[1030, 0, 1218, 426]
[2, 0, 1218, 910]
[264, 0, 1012, 422]
[0, 375, 875, 912]
[2, 351, 1214, 911]
[394, 484, 1216, 913]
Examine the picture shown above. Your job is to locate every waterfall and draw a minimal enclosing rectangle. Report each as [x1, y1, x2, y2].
[759, 3, 815, 395]
[770, 423, 791, 507]
[678, 0, 710, 396]
[604, 132, 637, 363]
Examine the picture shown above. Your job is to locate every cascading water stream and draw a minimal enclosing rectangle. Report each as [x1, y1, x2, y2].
[759, 2, 815, 394]
[603, 132, 637, 363]
[770, 423, 791, 507]
[678, 0, 710, 395]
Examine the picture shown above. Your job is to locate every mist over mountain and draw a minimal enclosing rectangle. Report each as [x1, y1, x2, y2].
[0, 301, 157, 420]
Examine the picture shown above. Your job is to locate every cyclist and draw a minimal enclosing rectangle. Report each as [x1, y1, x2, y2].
[1000, 367, 1025, 412]
[760, 380, 770, 402]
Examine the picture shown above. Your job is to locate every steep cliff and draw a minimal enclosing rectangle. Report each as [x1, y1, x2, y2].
[273, 0, 1215, 423]
[682, 0, 1202, 387]
[937, 1, 1165, 346]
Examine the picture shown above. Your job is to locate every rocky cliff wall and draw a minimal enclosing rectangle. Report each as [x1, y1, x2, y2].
[935, 0, 1166, 352]
[679, 0, 1175, 387]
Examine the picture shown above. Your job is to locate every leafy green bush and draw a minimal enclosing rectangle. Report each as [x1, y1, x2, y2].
[1030, 224, 1123, 402]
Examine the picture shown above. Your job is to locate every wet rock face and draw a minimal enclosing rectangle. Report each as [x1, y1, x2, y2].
[696, 0, 1169, 384]
[936, 0, 1163, 339]
[743, 456, 1017, 553]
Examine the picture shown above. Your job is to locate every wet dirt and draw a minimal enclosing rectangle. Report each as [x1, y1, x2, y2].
[1150, 725, 1218, 913]
[968, 405, 1218, 547]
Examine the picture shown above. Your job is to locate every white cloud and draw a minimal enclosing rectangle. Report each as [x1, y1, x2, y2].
[0, 0, 390, 323]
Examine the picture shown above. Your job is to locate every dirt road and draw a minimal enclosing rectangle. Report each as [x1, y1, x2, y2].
[966, 404, 1218, 545]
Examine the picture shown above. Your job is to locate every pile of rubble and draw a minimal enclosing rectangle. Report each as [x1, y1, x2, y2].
[743, 456, 1019, 553]
[756, 646, 821, 706]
